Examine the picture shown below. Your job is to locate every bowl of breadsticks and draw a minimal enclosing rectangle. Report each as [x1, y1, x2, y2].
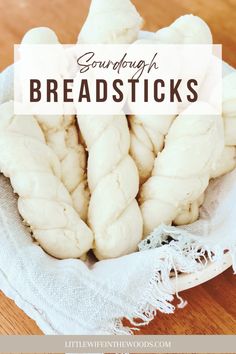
[0, 0, 235, 334]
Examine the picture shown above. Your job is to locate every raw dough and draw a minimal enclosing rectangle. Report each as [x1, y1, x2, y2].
[140, 102, 224, 235]
[78, 0, 143, 44]
[130, 15, 212, 185]
[78, 114, 143, 259]
[0, 101, 93, 259]
[21, 27, 89, 221]
[222, 72, 236, 146]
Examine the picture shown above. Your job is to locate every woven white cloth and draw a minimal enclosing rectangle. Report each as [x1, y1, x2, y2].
[0, 61, 235, 336]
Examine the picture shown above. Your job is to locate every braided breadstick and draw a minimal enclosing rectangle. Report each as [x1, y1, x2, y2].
[155, 14, 212, 44]
[140, 102, 224, 235]
[174, 71, 236, 226]
[207, 72, 236, 178]
[0, 101, 93, 259]
[78, 114, 143, 259]
[174, 145, 236, 226]
[222, 72, 236, 146]
[177, 71, 236, 225]
[212, 72, 236, 177]
[21, 27, 89, 221]
[130, 15, 212, 185]
[129, 115, 175, 184]
[78, 0, 143, 44]
[77, 1, 143, 259]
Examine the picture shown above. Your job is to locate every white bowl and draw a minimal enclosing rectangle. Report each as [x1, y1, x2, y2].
[173, 252, 232, 292]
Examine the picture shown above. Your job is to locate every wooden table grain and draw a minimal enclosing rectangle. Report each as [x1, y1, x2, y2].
[0, 0, 236, 340]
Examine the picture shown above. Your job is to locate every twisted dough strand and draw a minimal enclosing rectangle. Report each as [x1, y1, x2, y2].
[140, 102, 224, 236]
[34, 113, 89, 221]
[130, 15, 212, 185]
[129, 115, 175, 184]
[78, 0, 143, 44]
[155, 15, 212, 44]
[206, 72, 236, 180]
[0, 101, 93, 259]
[175, 72, 236, 226]
[222, 72, 236, 146]
[77, 0, 143, 259]
[21, 27, 89, 221]
[78, 114, 143, 260]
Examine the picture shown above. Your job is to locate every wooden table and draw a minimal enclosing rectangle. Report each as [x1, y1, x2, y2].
[0, 0, 236, 339]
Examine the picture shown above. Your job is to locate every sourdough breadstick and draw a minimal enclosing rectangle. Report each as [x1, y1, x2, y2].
[77, 1, 143, 258]
[174, 146, 236, 226]
[211, 73, 236, 176]
[222, 72, 236, 146]
[207, 72, 236, 176]
[0, 101, 93, 259]
[140, 102, 224, 235]
[78, 0, 143, 44]
[175, 71, 236, 226]
[21, 27, 89, 221]
[129, 115, 175, 184]
[155, 15, 212, 44]
[78, 114, 143, 259]
[130, 15, 212, 184]
[0, 65, 14, 105]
